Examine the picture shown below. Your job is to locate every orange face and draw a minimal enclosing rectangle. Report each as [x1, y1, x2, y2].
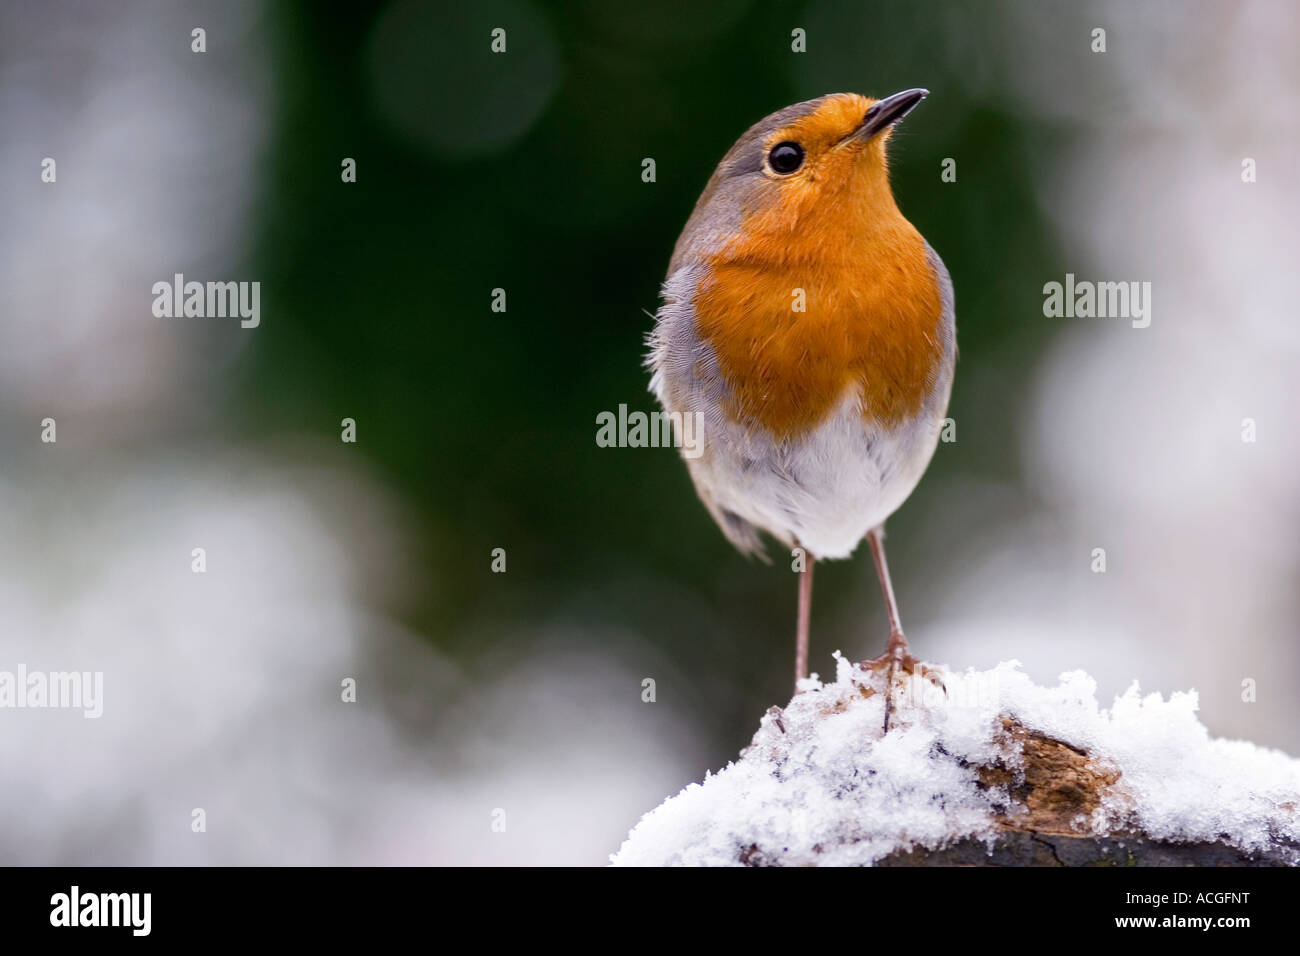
[747, 93, 894, 230]
[693, 93, 944, 439]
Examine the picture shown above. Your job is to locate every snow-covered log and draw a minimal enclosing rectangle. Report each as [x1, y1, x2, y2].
[611, 655, 1300, 867]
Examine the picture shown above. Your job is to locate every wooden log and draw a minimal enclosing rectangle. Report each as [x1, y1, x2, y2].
[742, 719, 1299, 866]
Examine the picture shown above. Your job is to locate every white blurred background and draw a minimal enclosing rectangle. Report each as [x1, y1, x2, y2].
[915, 0, 1300, 751]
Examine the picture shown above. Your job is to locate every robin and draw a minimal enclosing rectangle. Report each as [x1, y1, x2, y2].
[648, 90, 954, 724]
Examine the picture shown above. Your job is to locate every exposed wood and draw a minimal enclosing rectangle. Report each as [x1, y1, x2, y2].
[740, 716, 1298, 866]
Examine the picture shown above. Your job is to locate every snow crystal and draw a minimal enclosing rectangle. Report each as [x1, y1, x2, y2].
[610, 655, 1300, 866]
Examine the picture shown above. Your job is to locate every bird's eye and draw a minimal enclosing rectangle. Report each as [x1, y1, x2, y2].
[767, 141, 805, 174]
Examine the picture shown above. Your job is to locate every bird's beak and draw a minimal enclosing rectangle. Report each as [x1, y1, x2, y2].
[856, 88, 929, 140]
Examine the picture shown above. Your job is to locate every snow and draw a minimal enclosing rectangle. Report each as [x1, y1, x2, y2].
[610, 654, 1300, 866]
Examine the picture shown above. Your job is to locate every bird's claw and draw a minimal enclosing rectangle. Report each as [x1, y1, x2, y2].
[857, 633, 945, 732]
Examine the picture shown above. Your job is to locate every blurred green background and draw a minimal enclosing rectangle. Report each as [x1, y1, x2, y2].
[248, 0, 1060, 734]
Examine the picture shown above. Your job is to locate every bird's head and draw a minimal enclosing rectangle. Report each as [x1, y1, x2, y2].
[671, 90, 929, 270]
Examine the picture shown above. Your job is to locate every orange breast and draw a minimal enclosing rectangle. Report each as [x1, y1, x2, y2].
[695, 185, 943, 441]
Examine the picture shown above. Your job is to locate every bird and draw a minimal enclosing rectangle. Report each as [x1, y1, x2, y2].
[647, 90, 955, 726]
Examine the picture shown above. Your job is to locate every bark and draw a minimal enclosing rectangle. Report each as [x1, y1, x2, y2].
[877, 832, 1296, 866]
[744, 717, 1299, 867]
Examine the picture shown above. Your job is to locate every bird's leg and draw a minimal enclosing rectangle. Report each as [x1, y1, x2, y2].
[869, 525, 905, 640]
[794, 552, 814, 694]
[861, 525, 940, 730]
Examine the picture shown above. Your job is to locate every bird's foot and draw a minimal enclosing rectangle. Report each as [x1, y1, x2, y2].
[858, 632, 945, 733]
